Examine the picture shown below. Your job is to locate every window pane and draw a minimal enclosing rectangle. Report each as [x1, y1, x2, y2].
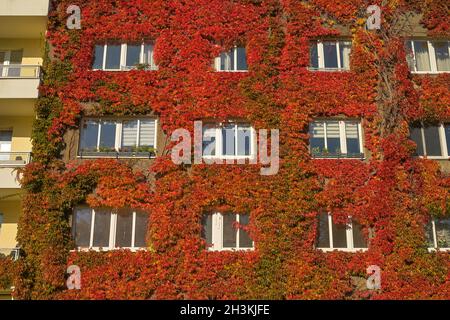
[310, 43, 319, 69]
[413, 41, 431, 72]
[332, 219, 348, 248]
[445, 124, 450, 156]
[105, 45, 121, 70]
[115, 209, 133, 248]
[435, 219, 450, 248]
[139, 120, 156, 147]
[144, 44, 155, 68]
[8, 50, 22, 77]
[433, 42, 450, 72]
[122, 120, 138, 147]
[223, 214, 237, 248]
[405, 41, 415, 71]
[202, 125, 216, 156]
[80, 120, 99, 152]
[323, 42, 338, 69]
[222, 124, 236, 156]
[326, 121, 341, 155]
[345, 122, 361, 155]
[74, 207, 92, 247]
[425, 221, 435, 248]
[134, 211, 148, 248]
[352, 221, 367, 248]
[310, 122, 325, 155]
[237, 125, 251, 156]
[201, 214, 213, 246]
[220, 52, 229, 71]
[238, 214, 252, 248]
[99, 121, 117, 150]
[423, 125, 442, 156]
[410, 126, 424, 156]
[126, 44, 141, 68]
[92, 209, 111, 248]
[93, 45, 104, 69]
[236, 47, 248, 70]
[317, 213, 330, 248]
[339, 41, 351, 70]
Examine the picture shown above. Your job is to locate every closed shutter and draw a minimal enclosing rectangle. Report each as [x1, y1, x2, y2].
[139, 120, 156, 146]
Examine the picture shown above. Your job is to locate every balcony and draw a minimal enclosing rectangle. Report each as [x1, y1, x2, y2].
[0, 65, 41, 99]
[0, 0, 49, 39]
[0, 152, 31, 190]
[0, 248, 20, 261]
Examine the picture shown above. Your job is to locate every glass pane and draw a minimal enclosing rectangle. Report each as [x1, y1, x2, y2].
[92, 209, 111, 248]
[445, 124, 450, 156]
[332, 219, 348, 248]
[410, 126, 424, 156]
[122, 120, 138, 147]
[238, 214, 253, 248]
[423, 125, 442, 156]
[236, 47, 248, 70]
[202, 125, 216, 156]
[310, 122, 325, 155]
[425, 221, 435, 248]
[0, 130, 12, 142]
[139, 120, 155, 147]
[220, 52, 229, 71]
[413, 41, 431, 72]
[339, 41, 351, 70]
[201, 214, 213, 246]
[105, 44, 121, 70]
[126, 44, 141, 68]
[134, 211, 148, 248]
[317, 213, 330, 248]
[0, 52, 5, 77]
[237, 125, 251, 156]
[345, 122, 360, 155]
[310, 43, 319, 69]
[323, 42, 338, 69]
[8, 50, 22, 77]
[435, 219, 450, 248]
[223, 214, 237, 248]
[405, 41, 415, 71]
[352, 221, 367, 248]
[222, 124, 236, 156]
[326, 121, 341, 155]
[99, 121, 117, 150]
[433, 42, 450, 72]
[115, 209, 133, 248]
[74, 207, 92, 247]
[80, 120, 99, 152]
[144, 44, 155, 68]
[93, 45, 104, 69]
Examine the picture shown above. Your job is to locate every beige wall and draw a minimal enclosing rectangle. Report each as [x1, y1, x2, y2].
[0, 116, 33, 152]
[0, 201, 20, 250]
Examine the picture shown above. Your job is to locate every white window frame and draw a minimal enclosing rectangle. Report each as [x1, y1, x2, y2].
[407, 40, 450, 74]
[206, 212, 254, 252]
[310, 120, 364, 159]
[309, 40, 352, 71]
[94, 43, 158, 71]
[317, 213, 368, 253]
[214, 46, 248, 72]
[202, 122, 257, 160]
[0, 50, 11, 77]
[427, 219, 450, 252]
[78, 118, 158, 158]
[412, 123, 449, 160]
[73, 208, 147, 252]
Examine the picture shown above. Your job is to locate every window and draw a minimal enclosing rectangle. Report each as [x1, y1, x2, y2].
[202, 212, 254, 251]
[406, 40, 450, 73]
[214, 46, 248, 72]
[310, 40, 351, 71]
[72, 207, 148, 250]
[409, 123, 450, 158]
[316, 213, 368, 252]
[202, 122, 255, 159]
[93, 43, 158, 71]
[79, 118, 157, 157]
[426, 218, 450, 251]
[0, 130, 12, 161]
[0, 50, 23, 77]
[309, 120, 363, 158]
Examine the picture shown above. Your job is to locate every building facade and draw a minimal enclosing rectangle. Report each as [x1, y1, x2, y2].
[1, 0, 450, 299]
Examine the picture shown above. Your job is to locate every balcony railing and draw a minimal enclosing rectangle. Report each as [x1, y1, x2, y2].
[0, 248, 20, 261]
[0, 65, 41, 79]
[0, 152, 32, 167]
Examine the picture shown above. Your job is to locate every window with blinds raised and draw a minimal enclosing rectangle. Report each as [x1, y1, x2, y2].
[79, 118, 157, 157]
[93, 43, 158, 71]
[309, 120, 363, 158]
[310, 40, 351, 71]
[405, 40, 450, 73]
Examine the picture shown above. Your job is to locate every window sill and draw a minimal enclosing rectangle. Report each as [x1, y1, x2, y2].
[77, 153, 156, 160]
[427, 247, 450, 252]
[92, 69, 158, 72]
[71, 247, 147, 253]
[214, 70, 249, 73]
[416, 156, 450, 160]
[311, 154, 365, 160]
[207, 247, 255, 252]
[317, 248, 368, 253]
[307, 67, 351, 72]
[411, 71, 450, 75]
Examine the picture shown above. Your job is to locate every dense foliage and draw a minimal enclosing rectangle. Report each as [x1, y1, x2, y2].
[12, 0, 450, 299]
